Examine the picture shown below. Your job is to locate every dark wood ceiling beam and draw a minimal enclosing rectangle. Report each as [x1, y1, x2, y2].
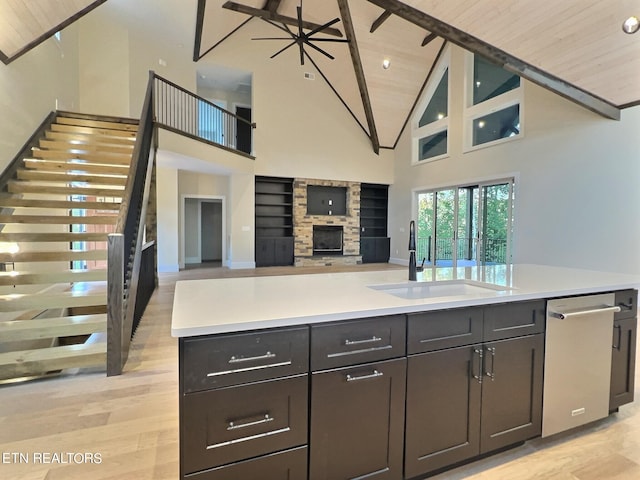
[370, 10, 392, 33]
[222, 1, 343, 37]
[337, 0, 380, 154]
[421, 32, 437, 47]
[367, 0, 621, 120]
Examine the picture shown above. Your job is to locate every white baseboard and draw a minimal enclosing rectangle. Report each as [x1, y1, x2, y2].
[185, 256, 200, 264]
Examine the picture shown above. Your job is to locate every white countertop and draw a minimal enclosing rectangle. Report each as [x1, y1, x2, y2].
[171, 264, 640, 337]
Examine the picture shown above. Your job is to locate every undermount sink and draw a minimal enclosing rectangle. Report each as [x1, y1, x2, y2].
[368, 279, 511, 300]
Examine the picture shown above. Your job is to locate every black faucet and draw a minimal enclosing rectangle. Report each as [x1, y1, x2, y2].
[408, 220, 417, 281]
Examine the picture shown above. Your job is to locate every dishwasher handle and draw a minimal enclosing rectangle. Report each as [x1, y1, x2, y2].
[549, 305, 621, 320]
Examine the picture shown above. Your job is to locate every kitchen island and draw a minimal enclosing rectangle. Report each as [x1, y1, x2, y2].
[172, 264, 639, 480]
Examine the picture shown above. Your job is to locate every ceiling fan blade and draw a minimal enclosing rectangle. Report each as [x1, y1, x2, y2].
[306, 17, 341, 38]
[299, 42, 305, 65]
[307, 38, 350, 43]
[252, 37, 294, 40]
[261, 18, 294, 35]
[270, 40, 297, 59]
[304, 41, 335, 60]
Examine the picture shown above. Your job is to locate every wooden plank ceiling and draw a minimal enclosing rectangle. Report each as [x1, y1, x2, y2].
[196, 0, 640, 152]
[0, 0, 107, 64]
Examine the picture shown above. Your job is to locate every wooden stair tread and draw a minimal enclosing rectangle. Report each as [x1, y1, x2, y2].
[0, 292, 106, 312]
[0, 232, 110, 242]
[50, 123, 136, 139]
[0, 250, 107, 263]
[31, 149, 132, 165]
[39, 139, 134, 155]
[7, 182, 125, 197]
[0, 342, 106, 379]
[16, 170, 128, 185]
[45, 131, 136, 146]
[23, 159, 129, 175]
[0, 314, 107, 341]
[56, 116, 138, 132]
[0, 197, 121, 210]
[0, 269, 107, 286]
[0, 215, 118, 224]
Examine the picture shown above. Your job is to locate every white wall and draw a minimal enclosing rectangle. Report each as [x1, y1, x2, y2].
[390, 45, 640, 275]
[156, 167, 179, 272]
[0, 28, 79, 168]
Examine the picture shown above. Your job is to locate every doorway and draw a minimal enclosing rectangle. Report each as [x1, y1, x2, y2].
[416, 179, 513, 267]
[182, 196, 225, 268]
[235, 105, 252, 155]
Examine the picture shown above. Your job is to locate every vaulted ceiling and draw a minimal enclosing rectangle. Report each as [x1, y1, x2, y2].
[196, 0, 640, 152]
[3, 1, 639, 154]
[0, 0, 106, 64]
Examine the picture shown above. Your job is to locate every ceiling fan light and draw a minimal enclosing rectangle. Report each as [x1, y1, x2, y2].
[622, 16, 640, 34]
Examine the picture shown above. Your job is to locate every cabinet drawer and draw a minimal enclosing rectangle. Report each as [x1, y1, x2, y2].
[483, 300, 545, 341]
[408, 307, 483, 354]
[181, 326, 309, 393]
[181, 375, 308, 474]
[310, 315, 405, 371]
[184, 446, 307, 480]
[615, 289, 638, 321]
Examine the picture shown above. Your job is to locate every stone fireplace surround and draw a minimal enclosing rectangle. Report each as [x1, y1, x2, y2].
[293, 178, 362, 267]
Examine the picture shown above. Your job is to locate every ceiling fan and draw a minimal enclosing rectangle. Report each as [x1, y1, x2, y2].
[253, 1, 350, 66]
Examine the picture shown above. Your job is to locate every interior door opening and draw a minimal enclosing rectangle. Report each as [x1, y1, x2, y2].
[416, 179, 513, 267]
[183, 198, 224, 268]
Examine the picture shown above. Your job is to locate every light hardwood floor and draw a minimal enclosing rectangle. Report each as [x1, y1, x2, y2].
[1, 264, 639, 480]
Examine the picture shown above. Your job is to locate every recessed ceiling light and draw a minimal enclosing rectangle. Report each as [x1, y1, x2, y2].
[382, 58, 391, 69]
[622, 16, 640, 34]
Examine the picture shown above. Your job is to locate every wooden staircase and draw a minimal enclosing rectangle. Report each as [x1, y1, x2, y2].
[0, 112, 137, 381]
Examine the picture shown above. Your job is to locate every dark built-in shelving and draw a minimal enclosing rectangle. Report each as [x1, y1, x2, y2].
[360, 183, 390, 263]
[255, 176, 295, 267]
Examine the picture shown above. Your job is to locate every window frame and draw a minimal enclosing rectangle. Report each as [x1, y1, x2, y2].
[412, 46, 451, 166]
[463, 52, 524, 153]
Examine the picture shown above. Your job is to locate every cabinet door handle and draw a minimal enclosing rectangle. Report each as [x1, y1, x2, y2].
[613, 325, 622, 350]
[344, 336, 382, 346]
[229, 352, 276, 364]
[472, 348, 483, 384]
[485, 347, 496, 381]
[346, 369, 384, 382]
[227, 414, 274, 431]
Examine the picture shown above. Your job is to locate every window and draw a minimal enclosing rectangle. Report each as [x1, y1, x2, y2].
[412, 48, 450, 164]
[415, 179, 514, 267]
[465, 54, 523, 150]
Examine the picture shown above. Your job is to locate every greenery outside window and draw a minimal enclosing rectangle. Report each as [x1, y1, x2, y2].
[465, 53, 523, 151]
[412, 47, 450, 164]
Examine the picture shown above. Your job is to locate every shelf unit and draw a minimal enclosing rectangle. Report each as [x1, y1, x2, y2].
[255, 176, 294, 267]
[360, 183, 390, 263]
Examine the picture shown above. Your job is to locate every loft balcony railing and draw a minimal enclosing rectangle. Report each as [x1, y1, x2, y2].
[153, 74, 255, 157]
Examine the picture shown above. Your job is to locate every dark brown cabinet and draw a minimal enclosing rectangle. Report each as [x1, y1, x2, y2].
[611, 289, 638, 411]
[405, 302, 545, 479]
[309, 358, 406, 480]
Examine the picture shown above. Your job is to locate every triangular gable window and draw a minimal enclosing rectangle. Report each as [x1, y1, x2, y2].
[412, 48, 450, 164]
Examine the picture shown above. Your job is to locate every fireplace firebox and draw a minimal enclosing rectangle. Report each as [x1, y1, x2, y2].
[313, 226, 343, 256]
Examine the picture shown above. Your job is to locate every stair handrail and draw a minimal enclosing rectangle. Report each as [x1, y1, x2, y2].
[107, 70, 157, 376]
[0, 111, 57, 193]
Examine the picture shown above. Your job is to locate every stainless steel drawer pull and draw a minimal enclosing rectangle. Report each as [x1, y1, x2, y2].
[346, 370, 384, 382]
[229, 352, 276, 364]
[550, 305, 621, 320]
[327, 345, 392, 358]
[472, 348, 483, 385]
[344, 336, 382, 346]
[227, 414, 274, 431]
[485, 347, 496, 381]
[207, 427, 291, 450]
[207, 360, 292, 377]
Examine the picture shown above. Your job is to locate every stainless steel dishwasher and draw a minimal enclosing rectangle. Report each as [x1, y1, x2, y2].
[543, 293, 621, 437]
